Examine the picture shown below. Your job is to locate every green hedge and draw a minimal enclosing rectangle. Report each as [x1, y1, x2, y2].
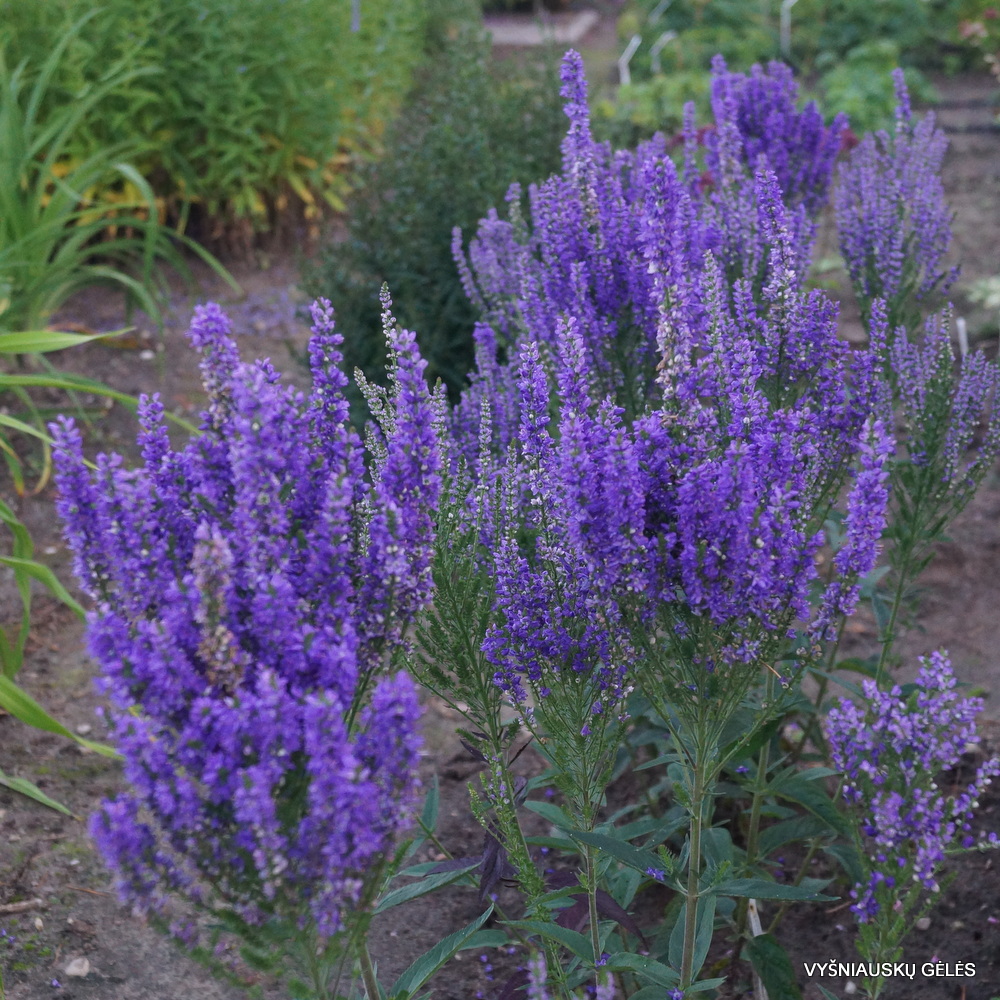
[0, 0, 430, 235]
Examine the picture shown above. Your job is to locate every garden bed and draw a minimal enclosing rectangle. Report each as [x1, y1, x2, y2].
[3, 30, 1000, 1000]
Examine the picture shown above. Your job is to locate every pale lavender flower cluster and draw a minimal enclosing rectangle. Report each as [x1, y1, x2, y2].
[835, 70, 957, 327]
[827, 651, 1000, 920]
[53, 298, 440, 938]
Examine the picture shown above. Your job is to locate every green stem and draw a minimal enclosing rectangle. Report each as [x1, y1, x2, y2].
[585, 842, 602, 969]
[874, 539, 915, 687]
[680, 757, 706, 989]
[734, 720, 772, 941]
[795, 615, 847, 763]
[328, 947, 350, 1000]
[358, 939, 381, 1000]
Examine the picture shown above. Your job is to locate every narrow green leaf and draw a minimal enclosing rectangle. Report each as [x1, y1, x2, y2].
[700, 827, 734, 867]
[692, 895, 716, 980]
[0, 675, 120, 758]
[0, 767, 73, 816]
[569, 829, 663, 876]
[628, 988, 672, 1000]
[710, 877, 835, 902]
[0, 328, 128, 354]
[817, 987, 842, 1000]
[821, 842, 865, 887]
[523, 798, 577, 831]
[375, 864, 478, 914]
[771, 773, 851, 838]
[758, 815, 830, 858]
[0, 373, 198, 435]
[605, 953, 679, 988]
[871, 589, 891, 637]
[419, 773, 439, 835]
[745, 933, 804, 1000]
[687, 977, 727, 993]
[0, 412, 53, 443]
[668, 895, 715, 979]
[389, 905, 493, 1000]
[506, 919, 594, 963]
[0, 556, 85, 618]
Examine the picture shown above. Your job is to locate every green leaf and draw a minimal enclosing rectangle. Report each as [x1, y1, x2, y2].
[770, 772, 851, 838]
[505, 919, 594, 963]
[0, 412, 54, 444]
[817, 987, 842, 1000]
[0, 675, 120, 758]
[523, 798, 577, 831]
[870, 588, 891, 638]
[758, 815, 830, 858]
[700, 827, 735, 867]
[711, 877, 835, 901]
[0, 767, 73, 816]
[0, 328, 128, 354]
[419, 773, 439, 835]
[668, 895, 715, 978]
[375, 863, 479, 914]
[745, 933, 804, 1000]
[0, 556, 85, 618]
[605, 953, 680, 987]
[687, 979, 727, 994]
[569, 829, 663, 877]
[629, 988, 673, 1000]
[821, 842, 865, 887]
[389, 906, 493, 1000]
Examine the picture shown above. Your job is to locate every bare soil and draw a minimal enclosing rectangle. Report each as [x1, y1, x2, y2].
[3, 29, 1000, 1000]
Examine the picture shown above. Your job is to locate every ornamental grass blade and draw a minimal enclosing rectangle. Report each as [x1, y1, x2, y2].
[0, 767, 73, 816]
[0, 675, 119, 758]
[0, 328, 127, 354]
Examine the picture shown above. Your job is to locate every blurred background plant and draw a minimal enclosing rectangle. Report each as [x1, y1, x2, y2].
[0, 0, 430, 249]
[0, 9, 231, 498]
[0, 11, 212, 340]
[956, 1, 1000, 83]
[0, 10, 219, 815]
[594, 0, 993, 143]
[301, 0, 565, 419]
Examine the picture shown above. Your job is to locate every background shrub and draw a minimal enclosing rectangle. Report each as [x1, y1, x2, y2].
[0, 0, 430, 242]
[301, 2, 565, 412]
[599, 0, 974, 142]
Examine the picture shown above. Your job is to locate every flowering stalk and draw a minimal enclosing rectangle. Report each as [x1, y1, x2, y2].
[875, 309, 1000, 681]
[827, 652, 1000, 999]
[53, 297, 440, 998]
[445, 51, 899, 993]
[835, 70, 957, 333]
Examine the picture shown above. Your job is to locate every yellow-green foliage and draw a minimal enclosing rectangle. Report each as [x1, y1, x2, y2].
[0, 0, 430, 233]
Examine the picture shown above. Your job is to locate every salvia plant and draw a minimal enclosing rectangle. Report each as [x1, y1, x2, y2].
[827, 651, 1000, 1000]
[834, 69, 957, 334]
[52, 296, 455, 998]
[53, 50, 1000, 1000]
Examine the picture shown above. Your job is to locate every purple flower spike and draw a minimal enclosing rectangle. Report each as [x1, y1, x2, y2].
[53, 299, 439, 952]
[828, 651, 1000, 922]
[835, 73, 956, 328]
